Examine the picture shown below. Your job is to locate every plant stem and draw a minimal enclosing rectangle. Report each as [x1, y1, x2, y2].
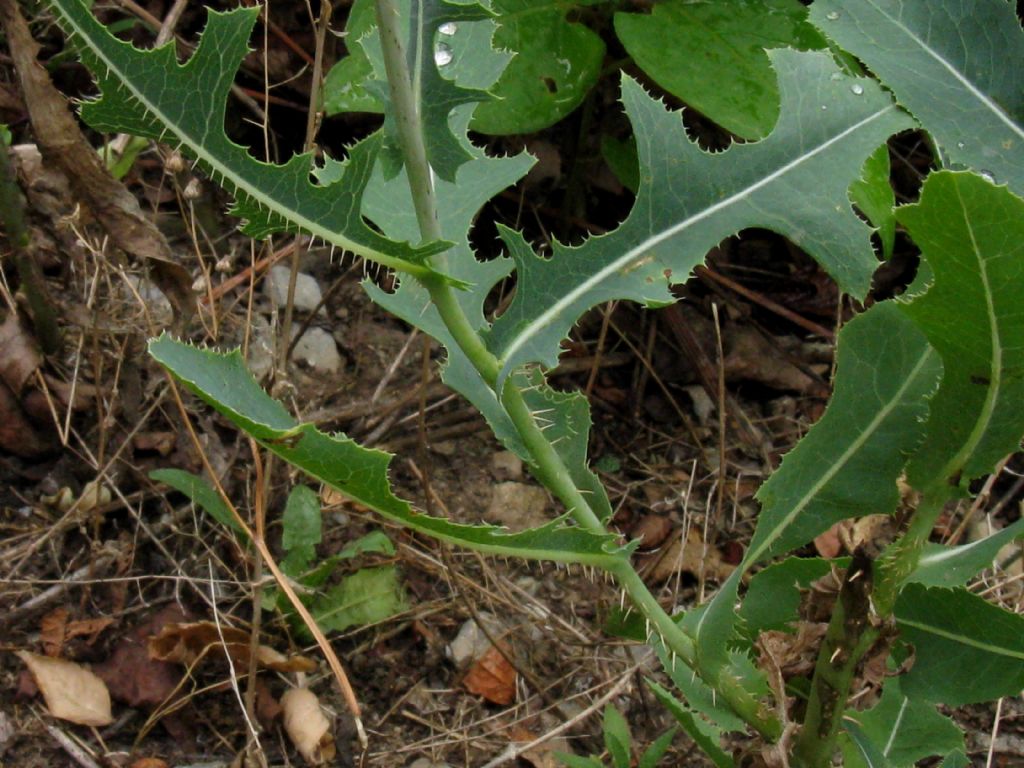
[373, 0, 441, 244]
[371, 0, 780, 742]
[791, 551, 879, 766]
[874, 489, 947, 615]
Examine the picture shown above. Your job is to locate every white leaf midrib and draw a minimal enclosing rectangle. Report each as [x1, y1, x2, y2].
[498, 105, 896, 370]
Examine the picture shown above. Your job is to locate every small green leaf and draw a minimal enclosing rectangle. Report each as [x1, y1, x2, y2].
[337, 530, 395, 559]
[898, 172, 1024, 492]
[849, 144, 896, 260]
[470, 0, 605, 134]
[555, 755, 603, 768]
[614, 0, 826, 139]
[280, 485, 322, 578]
[150, 468, 244, 536]
[600, 135, 639, 195]
[895, 583, 1024, 705]
[646, 680, 734, 768]
[842, 676, 963, 767]
[911, 516, 1024, 588]
[603, 705, 631, 768]
[810, 0, 1024, 196]
[739, 557, 837, 638]
[311, 565, 407, 632]
[940, 751, 971, 768]
[637, 727, 676, 768]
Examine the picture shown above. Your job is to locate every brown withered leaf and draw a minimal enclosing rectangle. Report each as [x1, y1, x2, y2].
[94, 606, 186, 709]
[130, 759, 169, 768]
[0, 0, 193, 327]
[42, 607, 115, 657]
[17, 651, 113, 726]
[281, 688, 335, 766]
[509, 725, 575, 768]
[464, 644, 517, 706]
[40, 608, 69, 657]
[149, 622, 317, 673]
[0, 380, 51, 457]
[638, 527, 735, 584]
[0, 313, 41, 396]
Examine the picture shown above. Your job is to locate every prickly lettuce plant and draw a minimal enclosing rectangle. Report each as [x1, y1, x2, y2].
[46, 0, 1024, 763]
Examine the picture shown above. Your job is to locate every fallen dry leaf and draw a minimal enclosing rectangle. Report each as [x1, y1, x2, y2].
[464, 644, 517, 706]
[281, 688, 335, 765]
[17, 651, 113, 726]
[130, 759, 169, 768]
[94, 606, 185, 709]
[0, 0, 194, 327]
[149, 622, 316, 673]
[638, 527, 735, 584]
[0, 378, 51, 457]
[0, 312, 41, 396]
[40, 609, 69, 657]
[509, 725, 575, 768]
[41, 608, 116, 657]
[813, 524, 843, 559]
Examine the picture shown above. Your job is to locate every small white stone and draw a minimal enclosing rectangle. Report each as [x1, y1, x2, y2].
[291, 327, 342, 373]
[265, 265, 325, 315]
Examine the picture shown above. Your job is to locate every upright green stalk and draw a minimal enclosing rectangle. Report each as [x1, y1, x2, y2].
[370, 0, 780, 741]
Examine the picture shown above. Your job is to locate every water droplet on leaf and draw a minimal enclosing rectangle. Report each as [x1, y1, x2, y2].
[434, 44, 453, 67]
[439, 22, 457, 35]
[821, 104, 828, 111]
[980, 170, 996, 183]
[826, 10, 841, 20]
[956, 141, 966, 149]
[850, 84, 864, 95]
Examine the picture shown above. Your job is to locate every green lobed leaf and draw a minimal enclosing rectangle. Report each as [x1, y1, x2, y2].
[323, 0, 382, 115]
[895, 583, 1024, 705]
[654, 637, 747, 733]
[148, 335, 625, 565]
[840, 720, 894, 768]
[46, 0, 448, 274]
[311, 565, 407, 632]
[334, 0, 509, 181]
[695, 303, 940, 670]
[849, 144, 897, 260]
[810, 0, 1024, 197]
[360, 113, 612, 521]
[486, 51, 914, 385]
[470, 0, 605, 135]
[149, 468, 244, 536]
[748, 304, 940, 564]
[911, 516, 1024, 588]
[280, 485, 322, 577]
[614, 0, 826, 140]
[897, 172, 1024, 492]
[739, 557, 837, 639]
[841, 676, 963, 767]
[646, 680, 734, 768]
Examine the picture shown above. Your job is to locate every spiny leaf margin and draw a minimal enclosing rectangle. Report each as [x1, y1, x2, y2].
[148, 334, 628, 564]
[48, 0, 451, 275]
[486, 49, 914, 386]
